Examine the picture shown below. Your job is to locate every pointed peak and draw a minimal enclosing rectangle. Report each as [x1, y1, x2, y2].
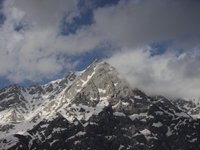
[93, 59, 99, 64]
[87, 59, 112, 70]
[84, 59, 101, 71]
[89, 59, 100, 67]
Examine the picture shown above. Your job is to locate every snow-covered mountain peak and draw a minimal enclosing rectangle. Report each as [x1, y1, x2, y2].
[0, 60, 200, 150]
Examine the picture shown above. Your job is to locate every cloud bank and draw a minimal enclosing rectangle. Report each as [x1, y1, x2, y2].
[0, 0, 200, 98]
[105, 47, 200, 99]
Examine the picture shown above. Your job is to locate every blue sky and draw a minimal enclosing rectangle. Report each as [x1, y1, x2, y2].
[0, 0, 200, 98]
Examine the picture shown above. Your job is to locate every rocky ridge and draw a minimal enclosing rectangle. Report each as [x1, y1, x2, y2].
[0, 60, 200, 150]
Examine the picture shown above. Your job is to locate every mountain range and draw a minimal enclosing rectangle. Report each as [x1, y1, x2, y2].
[0, 60, 200, 150]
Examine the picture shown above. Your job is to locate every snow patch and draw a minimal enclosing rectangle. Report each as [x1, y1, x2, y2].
[134, 95, 143, 99]
[0, 135, 19, 150]
[129, 113, 148, 120]
[67, 131, 86, 140]
[113, 112, 126, 117]
[140, 129, 151, 136]
[166, 127, 172, 136]
[119, 145, 125, 150]
[98, 88, 106, 93]
[122, 102, 129, 106]
[189, 138, 197, 142]
[152, 122, 163, 127]
[155, 111, 164, 115]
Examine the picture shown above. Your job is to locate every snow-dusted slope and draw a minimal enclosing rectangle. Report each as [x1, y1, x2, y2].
[0, 71, 80, 138]
[173, 98, 200, 119]
[0, 60, 200, 150]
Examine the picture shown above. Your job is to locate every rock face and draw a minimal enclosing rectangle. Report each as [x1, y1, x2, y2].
[0, 60, 200, 150]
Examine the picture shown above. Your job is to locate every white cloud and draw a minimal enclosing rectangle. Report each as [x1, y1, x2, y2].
[0, 0, 86, 83]
[105, 46, 200, 99]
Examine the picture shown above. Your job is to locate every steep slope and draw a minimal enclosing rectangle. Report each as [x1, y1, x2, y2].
[0, 71, 80, 139]
[0, 60, 200, 150]
[173, 98, 200, 119]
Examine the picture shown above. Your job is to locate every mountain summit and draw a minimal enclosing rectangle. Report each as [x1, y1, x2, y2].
[0, 60, 200, 150]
